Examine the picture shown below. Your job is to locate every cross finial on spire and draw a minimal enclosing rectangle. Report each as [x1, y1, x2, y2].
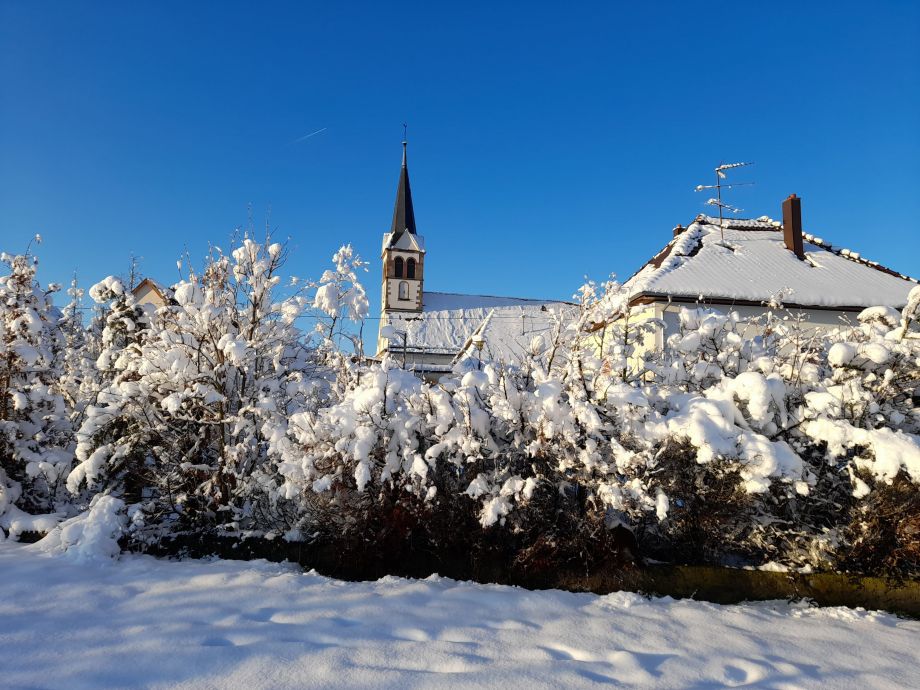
[402, 123, 408, 167]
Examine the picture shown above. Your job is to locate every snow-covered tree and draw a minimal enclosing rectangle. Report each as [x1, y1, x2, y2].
[67, 239, 351, 538]
[311, 244, 369, 354]
[57, 275, 96, 424]
[0, 249, 74, 538]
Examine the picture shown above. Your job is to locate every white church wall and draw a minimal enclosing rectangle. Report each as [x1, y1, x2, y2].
[384, 278, 421, 310]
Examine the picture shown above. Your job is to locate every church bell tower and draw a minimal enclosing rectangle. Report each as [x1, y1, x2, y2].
[380, 138, 425, 315]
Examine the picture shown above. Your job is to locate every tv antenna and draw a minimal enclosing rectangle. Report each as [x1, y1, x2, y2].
[695, 162, 754, 239]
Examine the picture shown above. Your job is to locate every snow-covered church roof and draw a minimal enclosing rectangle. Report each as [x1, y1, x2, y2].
[623, 215, 917, 310]
[383, 291, 575, 366]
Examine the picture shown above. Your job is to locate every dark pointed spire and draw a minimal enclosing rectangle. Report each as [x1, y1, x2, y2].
[390, 137, 417, 236]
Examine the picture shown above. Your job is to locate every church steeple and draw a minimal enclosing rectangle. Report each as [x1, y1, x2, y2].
[378, 136, 425, 337]
[389, 139, 417, 236]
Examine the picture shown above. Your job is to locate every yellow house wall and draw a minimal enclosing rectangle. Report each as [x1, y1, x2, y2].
[133, 284, 166, 308]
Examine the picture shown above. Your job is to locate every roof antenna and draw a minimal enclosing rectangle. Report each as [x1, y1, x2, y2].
[695, 162, 754, 240]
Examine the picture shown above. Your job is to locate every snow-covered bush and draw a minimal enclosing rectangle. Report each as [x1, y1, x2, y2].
[4, 232, 916, 578]
[32, 493, 127, 562]
[270, 355, 639, 571]
[0, 250, 74, 538]
[267, 281, 665, 568]
[67, 239, 322, 538]
[589, 287, 920, 573]
[269, 277, 920, 576]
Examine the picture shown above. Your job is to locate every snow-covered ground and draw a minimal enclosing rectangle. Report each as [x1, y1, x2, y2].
[1, 545, 916, 689]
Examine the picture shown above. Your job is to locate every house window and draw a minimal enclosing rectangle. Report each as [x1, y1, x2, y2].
[394, 257, 404, 278]
[398, 281, 409, 300]
[406, 258, 416, 279]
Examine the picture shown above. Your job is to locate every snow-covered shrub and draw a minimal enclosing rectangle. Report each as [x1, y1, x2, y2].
[4, 231, 913, 578]
[0, 250, 74, 538]
[68, 239, 321, 538]
[269, 284, 658, 570]
[32, 493, 127, 562]
[269, 276, 920, 576]
[604, 288, 920, 574]
[836, 474, 920, 579]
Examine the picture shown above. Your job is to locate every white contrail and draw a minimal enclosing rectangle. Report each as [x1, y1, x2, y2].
[290, 127, 327, 144]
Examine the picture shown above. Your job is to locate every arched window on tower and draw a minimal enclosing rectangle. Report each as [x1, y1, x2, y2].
[394, 257, 404, 278]
[398, 281, 409, 300]
[406, 258, 416, 279]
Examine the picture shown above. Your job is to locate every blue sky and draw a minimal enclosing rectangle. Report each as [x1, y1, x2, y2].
[2, 1, 918, 326]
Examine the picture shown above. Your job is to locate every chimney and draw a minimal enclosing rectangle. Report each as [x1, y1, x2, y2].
[673, 224, 684, 237]
[782, 194, 804, 259]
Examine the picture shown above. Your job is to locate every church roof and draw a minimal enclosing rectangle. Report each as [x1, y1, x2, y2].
[623, 215, 917, 310]
[389, 141, 417, 238]
[381, 291, 576, 367]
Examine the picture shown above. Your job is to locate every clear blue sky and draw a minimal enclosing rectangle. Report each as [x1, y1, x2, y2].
[2, 1, 918, 322]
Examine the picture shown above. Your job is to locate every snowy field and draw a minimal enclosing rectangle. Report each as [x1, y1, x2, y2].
[1, 545, 917, 689]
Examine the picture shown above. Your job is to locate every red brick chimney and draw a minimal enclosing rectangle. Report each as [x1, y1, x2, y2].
[673, 224, 684, 237]
[782, 194, 804, 259]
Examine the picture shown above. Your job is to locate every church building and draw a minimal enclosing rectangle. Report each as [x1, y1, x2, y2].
[374, 141, 574, 377]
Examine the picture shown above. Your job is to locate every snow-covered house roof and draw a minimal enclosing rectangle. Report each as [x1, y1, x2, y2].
[623, 215, 917, 310]
[382, 291, 575, 368]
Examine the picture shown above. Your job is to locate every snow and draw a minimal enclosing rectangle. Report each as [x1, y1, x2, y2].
[626, 216, 916, 309]
[31, 494, 126, 562]
[828, 342, 857, 367]
[0, 505, 64, 539]
[312, 244, 369, 325]
[382, 230, 425, 252]
[422, 292, 557, 312]
[803, 419, 920, 484]
[88, 275, 125, 302]
[382, 291, 575, 363]
[0, 545, 917, 690]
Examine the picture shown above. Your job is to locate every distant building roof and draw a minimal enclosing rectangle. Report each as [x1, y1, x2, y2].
[382, 291, 576, 365]
[623, 215, 917, 310]
[131, 278, 173, 306]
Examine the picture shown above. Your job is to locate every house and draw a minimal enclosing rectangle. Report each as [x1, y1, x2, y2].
[131, 278, 172, 310]
[613, 194, 918, 346]
[374, 140, 574, 377]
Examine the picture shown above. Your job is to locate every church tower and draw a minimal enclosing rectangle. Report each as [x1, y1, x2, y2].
[380, 138, 425, 316]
